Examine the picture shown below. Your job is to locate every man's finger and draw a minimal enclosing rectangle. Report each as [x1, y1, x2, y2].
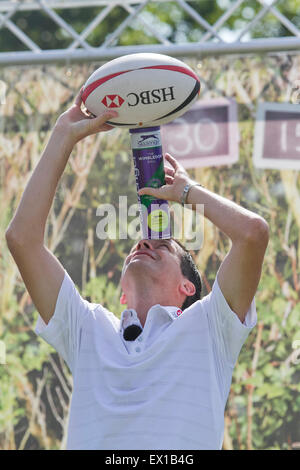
[87, 111, 118, 132]
[138, 187, 157, 197]
[164, 166, 175, 177]
[165, 153, 179, 169]
[138, 185, 169, 199]
[164, 175, 173, 185]
[94, 110, 118, 124]
[74, 87, 84, 107]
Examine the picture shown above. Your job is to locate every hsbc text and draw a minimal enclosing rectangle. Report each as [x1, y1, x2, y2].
[127, 86, 175, 107]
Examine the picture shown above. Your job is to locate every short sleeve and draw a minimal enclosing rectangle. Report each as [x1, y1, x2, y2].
[202, 274, 257, 402]
[205, 274, 257, 366]
[35, 270, 90, 373]
[202, 278, 257, 403]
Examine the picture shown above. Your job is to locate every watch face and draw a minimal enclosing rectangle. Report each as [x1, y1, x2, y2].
[181, 183, 202, 206]
[181, 184, 191, 205]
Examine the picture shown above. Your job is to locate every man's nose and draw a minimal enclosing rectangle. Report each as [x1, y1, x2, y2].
[136, 239, 154, 251]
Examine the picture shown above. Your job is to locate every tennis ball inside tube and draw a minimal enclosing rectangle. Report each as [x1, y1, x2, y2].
[130, 126, 171, 239]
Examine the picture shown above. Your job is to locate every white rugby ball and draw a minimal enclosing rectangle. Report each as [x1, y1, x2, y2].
[82, 53, 200, 129]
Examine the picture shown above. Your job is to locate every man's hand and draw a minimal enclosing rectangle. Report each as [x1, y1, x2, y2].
[138, 153, 195, 203]
[54, 87, 118, 146]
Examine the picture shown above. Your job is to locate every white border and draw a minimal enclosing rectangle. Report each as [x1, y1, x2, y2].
[253, 102, 300, 170]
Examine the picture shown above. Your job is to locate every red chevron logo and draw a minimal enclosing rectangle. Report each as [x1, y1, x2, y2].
[102, 94, 125, 108]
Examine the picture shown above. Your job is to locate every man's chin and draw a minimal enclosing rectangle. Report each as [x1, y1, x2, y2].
[122, 260, 154, 280]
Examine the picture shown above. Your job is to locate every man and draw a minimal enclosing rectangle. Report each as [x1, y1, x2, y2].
[6, 89, 269, 450]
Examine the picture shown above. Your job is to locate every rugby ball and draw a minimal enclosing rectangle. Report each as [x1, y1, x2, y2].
[82, 53, 200, 129]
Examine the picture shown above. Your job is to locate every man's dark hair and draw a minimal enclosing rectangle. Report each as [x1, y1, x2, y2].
[171, 238, 202, 310]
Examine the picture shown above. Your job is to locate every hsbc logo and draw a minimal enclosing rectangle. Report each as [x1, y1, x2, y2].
[127, 86, 175, 107]
[102, 95, 124, 108]
[102, 87, 175, 110]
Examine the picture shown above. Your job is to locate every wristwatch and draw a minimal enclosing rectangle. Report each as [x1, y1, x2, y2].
[180, 182, 203, 206]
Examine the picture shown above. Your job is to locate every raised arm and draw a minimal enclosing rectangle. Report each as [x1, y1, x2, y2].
[5, 89, 117, 325]
[138, 153, 269, 323]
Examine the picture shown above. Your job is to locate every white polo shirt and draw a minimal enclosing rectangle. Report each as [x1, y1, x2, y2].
[35, 270, 257, 450]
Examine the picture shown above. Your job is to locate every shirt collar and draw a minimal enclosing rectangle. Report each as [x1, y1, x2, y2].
[119, 305, 184, 334]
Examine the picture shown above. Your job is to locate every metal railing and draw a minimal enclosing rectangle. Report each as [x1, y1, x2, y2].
[0, 0, 299, 65]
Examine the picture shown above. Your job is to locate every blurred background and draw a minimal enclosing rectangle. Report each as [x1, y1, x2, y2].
[0, 0, 299, 450]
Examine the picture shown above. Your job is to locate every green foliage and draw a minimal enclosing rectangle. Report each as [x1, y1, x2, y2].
[0, 0, 299, 53]
[0, 4, 300, 449]
[82, 276, 122, 315]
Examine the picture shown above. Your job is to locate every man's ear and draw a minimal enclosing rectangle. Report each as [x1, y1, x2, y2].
[120, 292, 127, 305]
[179, 279, 196, 298]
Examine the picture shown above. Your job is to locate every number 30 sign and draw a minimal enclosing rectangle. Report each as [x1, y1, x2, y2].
[161, 98, 239, 169]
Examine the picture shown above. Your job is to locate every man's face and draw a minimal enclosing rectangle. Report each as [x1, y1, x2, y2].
[121, 238, 184, 287]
